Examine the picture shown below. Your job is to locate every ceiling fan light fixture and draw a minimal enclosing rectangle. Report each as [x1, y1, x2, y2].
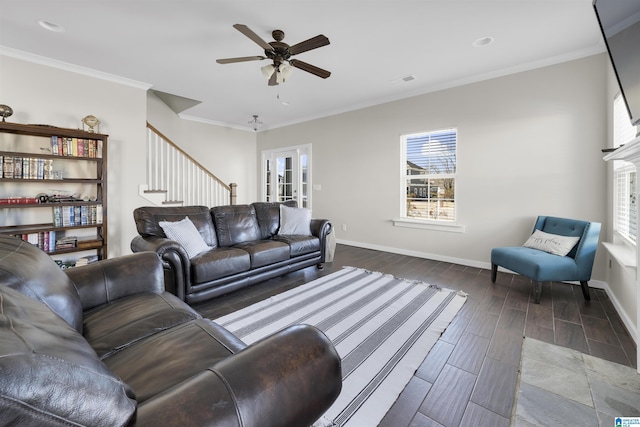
[279, 64, 293, 81]
[37, 20, 65, 33]
[473, 36, 494, 47]
[261, 64, 275, 79]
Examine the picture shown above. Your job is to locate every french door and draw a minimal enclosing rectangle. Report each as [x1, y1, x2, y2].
[262, 145, 310, 208]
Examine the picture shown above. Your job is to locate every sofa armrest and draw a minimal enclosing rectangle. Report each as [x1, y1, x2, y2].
[66, 252, 165, 311]
[131, 235, 191, 300]
[135, 324, 342, 427]
[311, 219, 332, 263]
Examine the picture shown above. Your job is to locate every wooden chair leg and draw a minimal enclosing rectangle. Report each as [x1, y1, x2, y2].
[580, 281, 591, 301]
[491, 264, 497, 283]
[533, 281, 542, 304]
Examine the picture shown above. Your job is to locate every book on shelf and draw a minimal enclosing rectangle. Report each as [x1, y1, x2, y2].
[51, 136, 59, 155]
[55, 235, 77, 250]
[74, 255, 99, 267]
[3, 156, 14, 178]
[13, 156, 22, 179]
[43, 159, 53, 179]
[0, 197, 39, 204]
[22, 157, 29, 179]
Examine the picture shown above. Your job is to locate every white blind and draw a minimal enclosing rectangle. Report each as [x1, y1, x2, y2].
[613, 94, 638, 244]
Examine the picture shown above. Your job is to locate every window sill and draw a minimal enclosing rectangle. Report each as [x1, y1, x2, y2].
[392, 218, 466, 233]
[602, 241, 636, 269]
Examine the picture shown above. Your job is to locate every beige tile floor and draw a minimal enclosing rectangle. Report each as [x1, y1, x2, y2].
[514, 338, 640, 427]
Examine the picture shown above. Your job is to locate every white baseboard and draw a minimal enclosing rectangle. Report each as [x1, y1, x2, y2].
[336, 238, 489, 269]
[335, 239, 637, 346]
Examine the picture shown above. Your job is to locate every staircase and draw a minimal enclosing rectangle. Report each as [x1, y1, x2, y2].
[141, 123, 236, 207]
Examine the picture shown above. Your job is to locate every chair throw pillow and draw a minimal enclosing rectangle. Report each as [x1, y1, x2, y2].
[278, 204, 312, 236]
[523, 229, 580, 256]
[159, 216, 210, 258]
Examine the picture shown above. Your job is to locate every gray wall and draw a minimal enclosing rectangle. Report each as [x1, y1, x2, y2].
[258, 55, 609, 280]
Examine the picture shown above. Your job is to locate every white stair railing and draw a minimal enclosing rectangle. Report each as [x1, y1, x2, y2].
[144, 123, 236, 206]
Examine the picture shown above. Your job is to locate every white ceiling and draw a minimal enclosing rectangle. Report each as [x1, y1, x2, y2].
[0, 0, 606, 131]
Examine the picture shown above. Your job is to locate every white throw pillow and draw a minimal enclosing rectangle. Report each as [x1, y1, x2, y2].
[278, 204, 312, 236]
[523, 229, 580, 256]
[158, 216, 210, 258]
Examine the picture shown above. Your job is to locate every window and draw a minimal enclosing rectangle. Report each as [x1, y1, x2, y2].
[401, 128, 457, 222]
[613, 94, 638, 244]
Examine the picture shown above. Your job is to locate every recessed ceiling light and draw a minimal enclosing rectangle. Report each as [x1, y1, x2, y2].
[37, 20, 65, 33]
[390, 74, 416, 84]
[473, 37, 494, 47]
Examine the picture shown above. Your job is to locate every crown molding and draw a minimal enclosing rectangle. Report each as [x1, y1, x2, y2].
[0, 45, 152, 90]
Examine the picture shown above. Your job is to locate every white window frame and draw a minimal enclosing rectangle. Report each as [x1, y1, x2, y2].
[613, 93, 638, 245]
[394, 128, 465, 233]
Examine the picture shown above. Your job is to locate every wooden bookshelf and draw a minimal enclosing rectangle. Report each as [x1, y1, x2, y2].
[0, 122, 108, 263]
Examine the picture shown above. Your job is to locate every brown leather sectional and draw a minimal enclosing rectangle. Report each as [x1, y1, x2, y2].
[0, 235, 341, 426]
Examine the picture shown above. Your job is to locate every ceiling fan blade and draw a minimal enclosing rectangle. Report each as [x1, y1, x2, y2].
[233, 24, 273, 51]
[288, 35, 330, 55]
[216, 56, 265, 64]
[289, 59, 331, 79]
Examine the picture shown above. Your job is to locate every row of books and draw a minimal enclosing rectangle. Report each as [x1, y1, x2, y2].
[15, 231, 56, 252]
[53, 205, 103, 227]
[51, 136, 102, 158]
[14, 232, 102, 255]
[1, 156, 54, 179]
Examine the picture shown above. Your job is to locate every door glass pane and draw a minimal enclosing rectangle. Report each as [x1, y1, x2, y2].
[301, 154, 308, 208]
[265, 159, 272, 202]
[277, 156, 294, 201]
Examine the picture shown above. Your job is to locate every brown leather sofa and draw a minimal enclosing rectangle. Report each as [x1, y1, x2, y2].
[0, 235, 341, 427]
[131, 201, 332, 303]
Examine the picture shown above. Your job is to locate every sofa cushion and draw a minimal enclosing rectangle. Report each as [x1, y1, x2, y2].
[278, 204, 312, 236]
[0, 235, 83, 333]
[134, 205, 218, 247]
[212, 205, 261, 246]
[83, 292, 202, 358]
[102, 318, 245, 403]
[234, 240, 291, 268]
[159, 216, 211, 258]
[0, 285, 136, 426]
[274, 234, 321, 257]
[253, 200, 298, 239]
[191, 247, 251, 283]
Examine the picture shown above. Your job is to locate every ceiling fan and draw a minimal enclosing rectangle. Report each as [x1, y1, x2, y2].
[216, 24, 331, 86]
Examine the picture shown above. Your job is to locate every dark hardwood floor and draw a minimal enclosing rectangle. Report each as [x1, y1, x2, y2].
[193, 244, 637, 427]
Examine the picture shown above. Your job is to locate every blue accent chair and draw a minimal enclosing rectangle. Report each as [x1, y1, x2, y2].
[491, 216, 601, 304]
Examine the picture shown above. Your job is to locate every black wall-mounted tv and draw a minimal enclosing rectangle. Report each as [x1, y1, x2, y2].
[593, 0, 640, 127]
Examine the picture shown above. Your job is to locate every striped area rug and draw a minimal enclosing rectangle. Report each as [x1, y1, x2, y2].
[215, 266, 467, 427]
